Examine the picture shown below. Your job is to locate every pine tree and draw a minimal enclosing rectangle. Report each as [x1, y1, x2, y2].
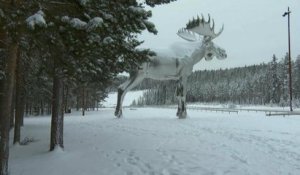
[294, 55, 300, 103]
[269, 54, 280, 104]
[22, 0, 178, 151]
[279, 53, 289, 106]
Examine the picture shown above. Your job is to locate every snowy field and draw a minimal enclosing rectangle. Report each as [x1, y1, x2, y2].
[10, 106, 300, 175]
[101, 91, 145, 108]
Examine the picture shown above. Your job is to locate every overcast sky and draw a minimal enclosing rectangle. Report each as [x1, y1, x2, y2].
[140, 0, 300, 70]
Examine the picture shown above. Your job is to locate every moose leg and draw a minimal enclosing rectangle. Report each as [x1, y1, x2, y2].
[176, 77, 187, 118]
[115, 88, 125, 117]
[182, 77, 188, 118]
[176, 83, 183, 116]
[115, 77, 132, 117]
[115, 73, 144, 118]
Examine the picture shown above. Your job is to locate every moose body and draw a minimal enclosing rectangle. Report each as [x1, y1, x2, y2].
[142, 56, 193, 80]
[115, 14, 227, 118]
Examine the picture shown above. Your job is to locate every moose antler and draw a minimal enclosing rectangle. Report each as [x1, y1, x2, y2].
[177, 14, 224, 42]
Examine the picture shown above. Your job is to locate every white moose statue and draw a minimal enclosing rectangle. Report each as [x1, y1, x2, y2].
[115, 14, 227, 118]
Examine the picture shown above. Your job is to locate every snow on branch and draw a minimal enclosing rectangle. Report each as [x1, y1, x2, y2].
[103, 37, 114, 44]
[128, 6, 145, 13]
[26, 10, 47, 30]
[86, 17, 104, 31]
[62, 16, 103, 31]
[144, 20, 157, 34]
[70, 18, 87, 30]
[77, 0, 89, 6]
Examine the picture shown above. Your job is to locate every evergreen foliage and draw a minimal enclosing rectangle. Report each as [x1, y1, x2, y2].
[269, 55, 280, 104]
[293, 56, 300, 105]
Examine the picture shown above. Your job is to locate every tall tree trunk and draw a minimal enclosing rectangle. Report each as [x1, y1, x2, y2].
[47, 101, 51, 115]
[10, 88, 15, 130]
[86, 90, 89, 111]
[0, 43, 18, 175]
[50, 72, 64, 151]
[40, 101, 44, 115]
[29, 103, 32, 115]
[96, 100, 99, 111]
[76, 94, 79, 111]
[14, 50, 25, 144]
[64, 85, 69, 113]
[25, 101, 29, 116]
[82, 86, 85, 116]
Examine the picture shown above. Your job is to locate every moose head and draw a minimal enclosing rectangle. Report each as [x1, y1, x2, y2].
[177, 14, 227, 61]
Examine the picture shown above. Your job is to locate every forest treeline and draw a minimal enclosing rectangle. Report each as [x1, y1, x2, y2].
[129, 54, 300, 107]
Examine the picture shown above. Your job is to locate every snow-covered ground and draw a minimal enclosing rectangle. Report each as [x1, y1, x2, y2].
[9, 91, 300, 175]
